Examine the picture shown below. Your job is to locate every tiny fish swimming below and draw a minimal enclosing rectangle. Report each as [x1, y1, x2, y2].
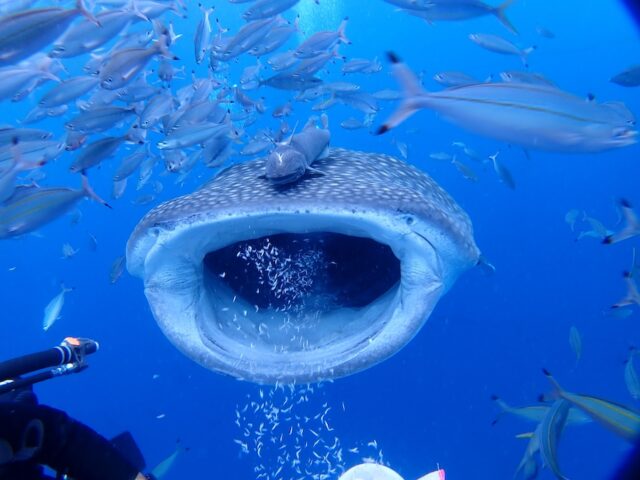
[127, 148, 482, 383]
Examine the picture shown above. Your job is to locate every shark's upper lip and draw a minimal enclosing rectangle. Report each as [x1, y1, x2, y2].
[132, 208, 457, 383]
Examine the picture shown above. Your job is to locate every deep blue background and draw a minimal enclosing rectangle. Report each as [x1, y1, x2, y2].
[1, 0, 640, 479]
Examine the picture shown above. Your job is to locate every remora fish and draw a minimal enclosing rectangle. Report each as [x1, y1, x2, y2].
[377, 52, 637, 153]
[126, 148, 482, 383]
[263, 114, 330, 184]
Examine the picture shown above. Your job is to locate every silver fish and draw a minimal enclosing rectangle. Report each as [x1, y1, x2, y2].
[39, 76, 100, 108]
[99, 38, 175, 90]
[0, 0, 95, 66]
[126, 147, 481, 383]
[42, 285, 73, 331]
[50, 8, 139, 58]
[342, 57, 382, 75]
[0, 140, 47, 203]
[539, 399, 571, 480]
[469, 33, 536, 66]
[378, 53, 637, 153]
[140, 92, 174, 128]
[249, 18, 298, 57]
[110, 255, 126, 284]
[489, 151, 515, 189]
[114, 148, 148, 181]
[243, 0, 301, 21]
[157, 123, 230, 150]
[295, 17, 350, 58]
[500, 71, 556, 87]
[611, 65, 640, 88]
[69, 136, 129, 173]
[569, 325, 582, 364]
[399, 0, 517, 34]
[260, 72, 323, 91]
[433, 71, 480, 87]
[65, 106, 136, 134]
[194, 4, 213, 64]
[0, 175, 110, 238]
[0, 62, 59, 102]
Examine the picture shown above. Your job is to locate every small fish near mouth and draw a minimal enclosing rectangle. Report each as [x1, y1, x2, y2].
[126, 147, 482, 384]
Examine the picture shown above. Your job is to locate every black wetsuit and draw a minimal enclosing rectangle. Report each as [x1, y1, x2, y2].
[0, 390, 142, 480]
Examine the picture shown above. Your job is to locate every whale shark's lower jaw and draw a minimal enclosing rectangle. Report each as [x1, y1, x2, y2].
[130, 204, 465, 384]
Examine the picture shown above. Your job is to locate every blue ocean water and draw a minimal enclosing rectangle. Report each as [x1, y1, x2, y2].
[1, 1, 640, 479]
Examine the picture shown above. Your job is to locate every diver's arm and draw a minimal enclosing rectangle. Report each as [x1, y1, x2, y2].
[0, 402, 143, 480]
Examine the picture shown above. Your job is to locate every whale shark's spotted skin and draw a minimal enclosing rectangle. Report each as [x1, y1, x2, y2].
[129, 148, 477, 259]
[127, 148, 481, 384]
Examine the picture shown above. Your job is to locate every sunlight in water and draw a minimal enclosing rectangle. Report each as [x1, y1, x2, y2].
[294, 0, 344, 40]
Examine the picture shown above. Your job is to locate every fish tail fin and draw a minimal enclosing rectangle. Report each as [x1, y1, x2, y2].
[521, 45, 537, 67]
[127, 0, 149, 22]
[491, 394, 513, 413]
[495, 0, 518, 35]
[603, 199, 640, 245]
[77, 0, 100, 26]
[10, 137, 47, 172]
[613, 271, 640, 308]
[320, 113, 329, 130]
[338, 17, 351, 45]
[81, 171, 112, 209]
[542, 368, 565, 398]
[376, 52, 429, 135]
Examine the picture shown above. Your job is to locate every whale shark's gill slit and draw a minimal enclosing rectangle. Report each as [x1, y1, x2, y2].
[203, 232, 401, 312]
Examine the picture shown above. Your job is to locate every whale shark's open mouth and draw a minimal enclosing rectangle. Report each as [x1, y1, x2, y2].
[127, 148, 480, 383]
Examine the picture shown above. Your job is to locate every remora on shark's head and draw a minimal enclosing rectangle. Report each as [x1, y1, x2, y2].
[126, 147, 481, 383]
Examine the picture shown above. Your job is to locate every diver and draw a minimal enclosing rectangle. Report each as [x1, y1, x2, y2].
[0, 337, 153, 480]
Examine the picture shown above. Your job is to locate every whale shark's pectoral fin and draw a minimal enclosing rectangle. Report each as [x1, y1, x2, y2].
[318, 145, 330, 160]
[477, 254, 496, 276]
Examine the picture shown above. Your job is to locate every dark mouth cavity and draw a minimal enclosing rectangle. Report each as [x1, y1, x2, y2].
[204, 232, 401, 313]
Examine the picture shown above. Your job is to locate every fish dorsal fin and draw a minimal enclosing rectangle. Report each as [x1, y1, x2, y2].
[601, 101, 635, 123]
[281, 121, 300, 146]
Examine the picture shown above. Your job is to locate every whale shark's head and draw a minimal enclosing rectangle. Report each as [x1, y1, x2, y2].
[127, 148, 480, 384]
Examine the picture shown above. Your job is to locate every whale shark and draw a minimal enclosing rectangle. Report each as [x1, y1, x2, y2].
[126, 148, 481, 384]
